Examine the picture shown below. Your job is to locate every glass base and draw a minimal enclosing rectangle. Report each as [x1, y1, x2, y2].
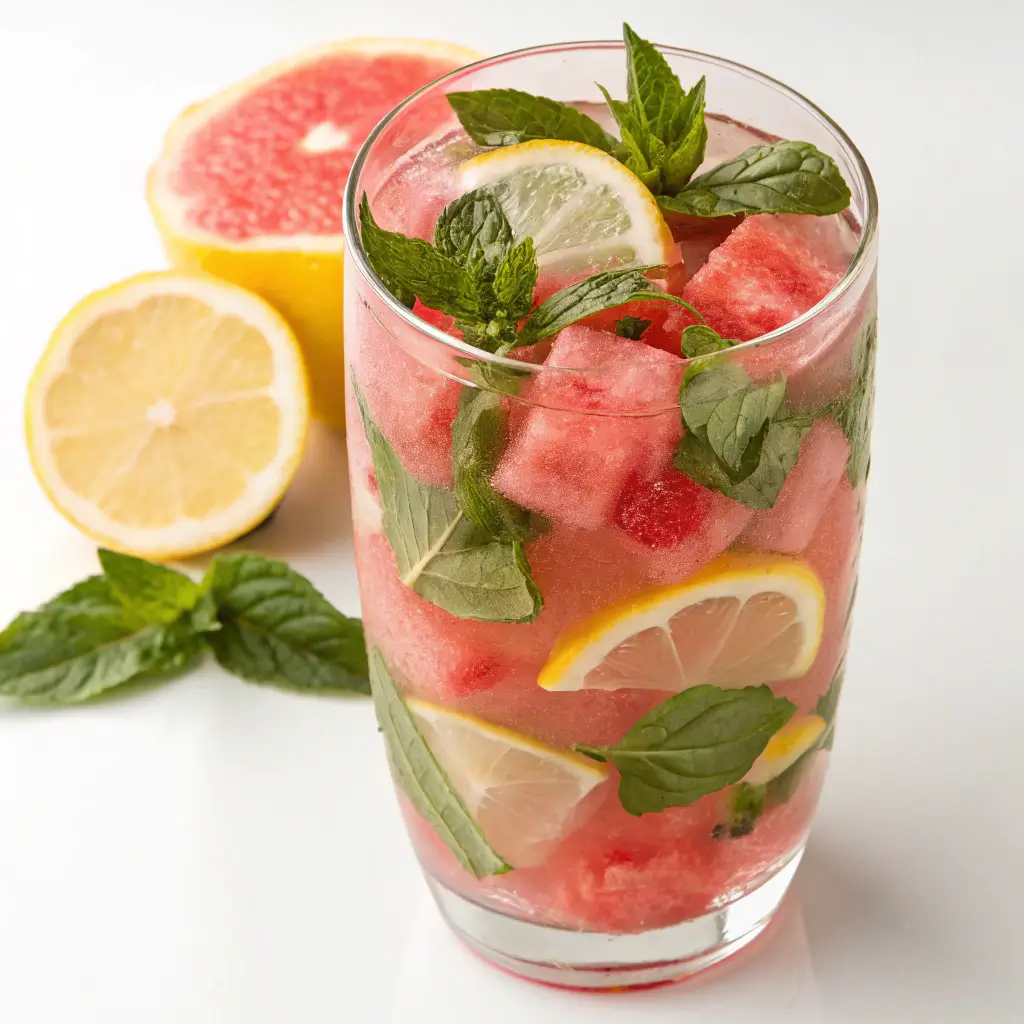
[427, 848, 804, 990]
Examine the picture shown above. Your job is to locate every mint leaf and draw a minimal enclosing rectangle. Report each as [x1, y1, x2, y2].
[0, 577, 200, 704]
[660, 77, 708, 194]
[369, 649, 510, 878]
[98, 549, 199, 624]
[451, 388, 534, 542]
[576, 684, 796, 815]
[675, 414, 813, 510]
[622, 23, 685, 143]
[355, 381, 541, 623]
[359, 193, 484, 321]
[660, 140, 852, 217]
[518, 265, 702, 345]
[680, 361, 750, 434]
[596, 84, 660, 191]
[615, 315, 651, 340]
[447, 88, 619, 152]
[681, 324, 732, 359]
[706, 376, 786, 476]
[204, 553, 369, 695]
[492, 237, 538, 323]
[815, 658, 846, 750]
[433, 188, 514, 280]
[833, 317, 876, 485]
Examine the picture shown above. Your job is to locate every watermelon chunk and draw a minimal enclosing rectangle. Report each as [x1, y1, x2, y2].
[614, 469, 753, 585]
[683, 214, 842, 342]
[354, 298, 460, 488]
[492, 327, 683, 530]
[739, 418, 850, 554]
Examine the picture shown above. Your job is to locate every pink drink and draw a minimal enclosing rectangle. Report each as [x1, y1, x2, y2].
[344, 38, 876, 988]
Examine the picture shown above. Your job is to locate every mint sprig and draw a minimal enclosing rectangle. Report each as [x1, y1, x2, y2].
[829, 316, 876, 486]
[0, 551, 369, 705]
[576, 684, 796, 815]
[446, 23, 851, 218]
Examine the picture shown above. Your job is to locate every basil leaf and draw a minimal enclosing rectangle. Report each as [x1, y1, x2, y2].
[355, 382, 542, 623]
[204, 553, 370, 695]
[659, 141, 852, 217]
[518, 265, 701, 345]
[833, 317, 876, 485]
[359, 193, 485, 321]
[0, 577, 201, 704]
[369, 649, 511, 878]
[98, 548, 199, 624]
[433, 188, 514, 279]
[576, 684, 796, 815]
[492, 237, 538, 323]
[681, 324, 733, 359]
[451, 388, 535, 542]
[615, 315, 652, 340]
[447, 88, 619, 152]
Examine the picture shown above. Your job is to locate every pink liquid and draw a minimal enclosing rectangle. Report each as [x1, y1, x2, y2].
[347, 114, 872, 935]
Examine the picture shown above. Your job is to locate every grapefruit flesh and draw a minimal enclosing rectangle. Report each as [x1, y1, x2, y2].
[148, 39, 479, 428]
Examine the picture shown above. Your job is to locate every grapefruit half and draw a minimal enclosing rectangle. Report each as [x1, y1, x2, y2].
[147, 38, 480, 429]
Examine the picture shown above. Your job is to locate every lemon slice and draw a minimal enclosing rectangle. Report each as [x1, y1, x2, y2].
[744, 714, 827, 786]
[538, 553, 826, 693]
[455, 140, 674, 272]
[26, 271, 309, 558]
[406, 698, 608, 867]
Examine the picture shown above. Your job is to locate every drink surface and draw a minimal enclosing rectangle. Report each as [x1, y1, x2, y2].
[346, 108, 874, 935]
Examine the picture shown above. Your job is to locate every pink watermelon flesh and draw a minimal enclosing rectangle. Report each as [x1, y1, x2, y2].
[739, 418, 851, 555]
[683, 214, 842, 342]
[354, 299, 460, 488]
[169, 50, 467, 240]
[614, 469, 753, 585]
[492, 327, 683, 530]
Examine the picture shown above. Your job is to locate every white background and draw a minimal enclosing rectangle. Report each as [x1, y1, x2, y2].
[0, 1, 1021, 1020]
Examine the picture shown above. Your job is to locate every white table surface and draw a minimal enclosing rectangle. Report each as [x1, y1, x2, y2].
[1, 1, 1020, 1021]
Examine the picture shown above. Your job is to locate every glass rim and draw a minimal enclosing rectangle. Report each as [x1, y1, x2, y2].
[342, 39, 879, 375]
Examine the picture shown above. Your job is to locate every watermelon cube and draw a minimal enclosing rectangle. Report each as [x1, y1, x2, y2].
[683, 214, 842, 342]
[739, 418, 850, 554]
[492, 327, 683, 530]
[614, 469, 753, 585]
[354, 298, 460, 488]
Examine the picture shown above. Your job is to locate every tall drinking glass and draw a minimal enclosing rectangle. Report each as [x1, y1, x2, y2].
[343, 40, 877, 989]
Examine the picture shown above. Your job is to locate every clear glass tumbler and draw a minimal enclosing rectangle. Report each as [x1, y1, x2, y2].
[343, 40, 877, 989]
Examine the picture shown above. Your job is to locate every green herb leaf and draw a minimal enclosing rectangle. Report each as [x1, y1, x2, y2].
[447, 88, 620, 152]
[680, 361, 751, 434]
[660, 77, 708, 194]
[575, 684, 796, 815]
[492, 237, 538, 323]
[518, 265, 701, 345]
[359, 193, 484, 320]
[433, 188, 514, 278]
[203, 553, 370, 695]
[832, 317, 876, 485]
[623, 22, 687, 143]
[675, 414, 814, 509]
[355, 382, 542, 623]
[660, 140, 852, 217]
[615, 315, 652, 340]
[0, 577, 201, 704]
[681, 324, 732, 359]
[451, 388, 535, 542]
[97, 548, 199, 624]
[815, 657, 846, 750]
[369, 649, 511, 878]
[706, 376, 786, 477]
